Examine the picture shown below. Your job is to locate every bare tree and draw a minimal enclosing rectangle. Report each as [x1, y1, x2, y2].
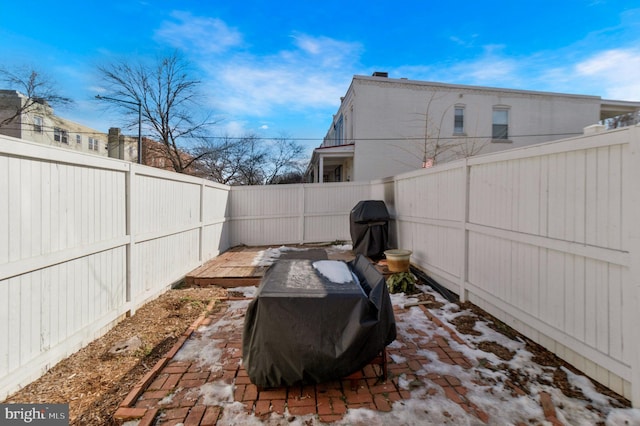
[238, 137, 269, 185]
[0, 67, 72, 128]
[96, 52, 217, 173]
[419, 92, 453, 166]
[196, 134, 306, 185]
[400, 92, 489, 168]
[449, 112, 489, 160]
[195, 135, 259, 185]
[264, 135, 305, 184]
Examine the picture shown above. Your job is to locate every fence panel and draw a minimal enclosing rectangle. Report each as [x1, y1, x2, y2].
[130, 168, 206, 306]
[384, 127, 638, 401]
[0, 138, 131, 399]
[229, 182, 372, 246]
[202, 182, 230, 260]
[466, 134, 630, 378]
[303, 183, 372, 243]
[0, 136, 231, 400]
[229, 185, 302, 246]
[390, 164, 466, 284]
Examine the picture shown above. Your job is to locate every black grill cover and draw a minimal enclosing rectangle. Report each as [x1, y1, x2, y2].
[350, 200, 389, 258]
[242, 255, 396, 388]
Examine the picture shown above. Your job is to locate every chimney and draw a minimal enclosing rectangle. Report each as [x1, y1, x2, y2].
[372, 71, 388, 78]
[108, 128, 121, 159]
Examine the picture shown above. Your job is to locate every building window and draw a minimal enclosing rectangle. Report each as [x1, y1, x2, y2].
[334, 115, 343, 146]
[88, 137, 100, 151]
[492, 108, 509, 140]
[76, 135, 82, 144]
[454, 107, 465, 134]
[54, 128, 68, 144]
[33, 116, 43, 133]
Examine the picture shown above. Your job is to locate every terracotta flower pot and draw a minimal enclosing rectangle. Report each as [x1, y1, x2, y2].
[384, 249, 412, 272]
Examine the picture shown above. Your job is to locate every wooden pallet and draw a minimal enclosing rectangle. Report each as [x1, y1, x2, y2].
[185, 247, 269, 288]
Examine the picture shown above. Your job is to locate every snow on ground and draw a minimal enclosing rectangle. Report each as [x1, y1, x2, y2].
[155, 247, 640, 425]
[326, 243, 353, 253]
[252, 244, 353, 267]
[251, 245, 307, 266]
[399, 287, 640, 425]
[232, 285, 258, 298]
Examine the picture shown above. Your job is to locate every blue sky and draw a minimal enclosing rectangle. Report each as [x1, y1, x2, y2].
[1, 1, 639, 153]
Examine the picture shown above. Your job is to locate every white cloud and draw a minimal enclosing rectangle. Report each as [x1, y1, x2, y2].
[394, 44, 640, 102]
[155, 11, 243, 54]
[152, 13, 364, 135]
[575, 48, 640, 100]
[202, 33, 362, 116]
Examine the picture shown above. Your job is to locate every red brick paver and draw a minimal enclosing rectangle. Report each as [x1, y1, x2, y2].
[114, 291, 559, 425]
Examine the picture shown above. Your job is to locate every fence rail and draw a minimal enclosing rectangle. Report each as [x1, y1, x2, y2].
[3, 126, 640, 407]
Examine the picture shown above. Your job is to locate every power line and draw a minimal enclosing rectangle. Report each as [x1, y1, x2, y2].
[1, 121, 610, 144]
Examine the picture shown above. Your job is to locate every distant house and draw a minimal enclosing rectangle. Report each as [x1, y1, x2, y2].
[0, 89, 109, 156]
[305, 73, 640, 183]
[109, 127, 202, 176]
[0, 89, 205, 176]
[142, 137, 202, 176]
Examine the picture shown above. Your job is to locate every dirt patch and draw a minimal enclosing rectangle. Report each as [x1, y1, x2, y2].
[3, 285, 226, 425]
[455, 301, 631, 410]
[553, 367, 586, 400]
[415, 291, 444, 309]
[450, 315, 482, 336]
[477, 341, 515, 361]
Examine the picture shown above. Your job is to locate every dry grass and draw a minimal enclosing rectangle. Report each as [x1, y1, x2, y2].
[3, 285, 226, 425]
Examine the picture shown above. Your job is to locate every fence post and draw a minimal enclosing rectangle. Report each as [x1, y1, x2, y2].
[199, 179, 205, 263]
[458, 159, 470, 302]
[299, 184, 306, 244]
[627, 125, 640, 407]
[125, 163, 135, 314]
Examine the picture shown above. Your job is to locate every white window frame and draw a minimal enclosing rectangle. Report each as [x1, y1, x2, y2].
[454, 106, 465, 135]
[54, 127, 68, 144]
[492, 107, 510, 141]
[33, 115, 43, 133]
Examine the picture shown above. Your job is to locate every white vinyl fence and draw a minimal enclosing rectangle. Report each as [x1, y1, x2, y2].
[0, 136, 230, 399]
[228, 182, 372, 246]
[373, 125, 640, 405]
[3, 125, 640, 407]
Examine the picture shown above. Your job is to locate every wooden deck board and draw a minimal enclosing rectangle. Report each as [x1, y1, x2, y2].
[185, 245, 356, 288]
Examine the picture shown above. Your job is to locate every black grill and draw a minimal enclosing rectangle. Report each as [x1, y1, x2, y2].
[349, 200, 389, 259]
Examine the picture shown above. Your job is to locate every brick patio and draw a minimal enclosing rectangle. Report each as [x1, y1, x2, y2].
[113, 290, 567, 425]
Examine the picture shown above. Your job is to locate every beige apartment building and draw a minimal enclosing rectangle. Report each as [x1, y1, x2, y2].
[306, 73, 640, 183]
[0, 90, 116, 157]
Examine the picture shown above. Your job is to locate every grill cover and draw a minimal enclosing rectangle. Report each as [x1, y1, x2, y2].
[242, 255, 396, 388]
[350, 200, 389, 258]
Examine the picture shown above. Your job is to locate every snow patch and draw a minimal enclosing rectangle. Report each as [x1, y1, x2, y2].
[197, 382, 234, 405]
[156, 265, 639, 425]
[312, 260, 353, 283]
[231, 285, 257, 298]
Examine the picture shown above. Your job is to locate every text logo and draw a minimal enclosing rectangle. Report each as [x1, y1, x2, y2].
[0, 404, 68, 425]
